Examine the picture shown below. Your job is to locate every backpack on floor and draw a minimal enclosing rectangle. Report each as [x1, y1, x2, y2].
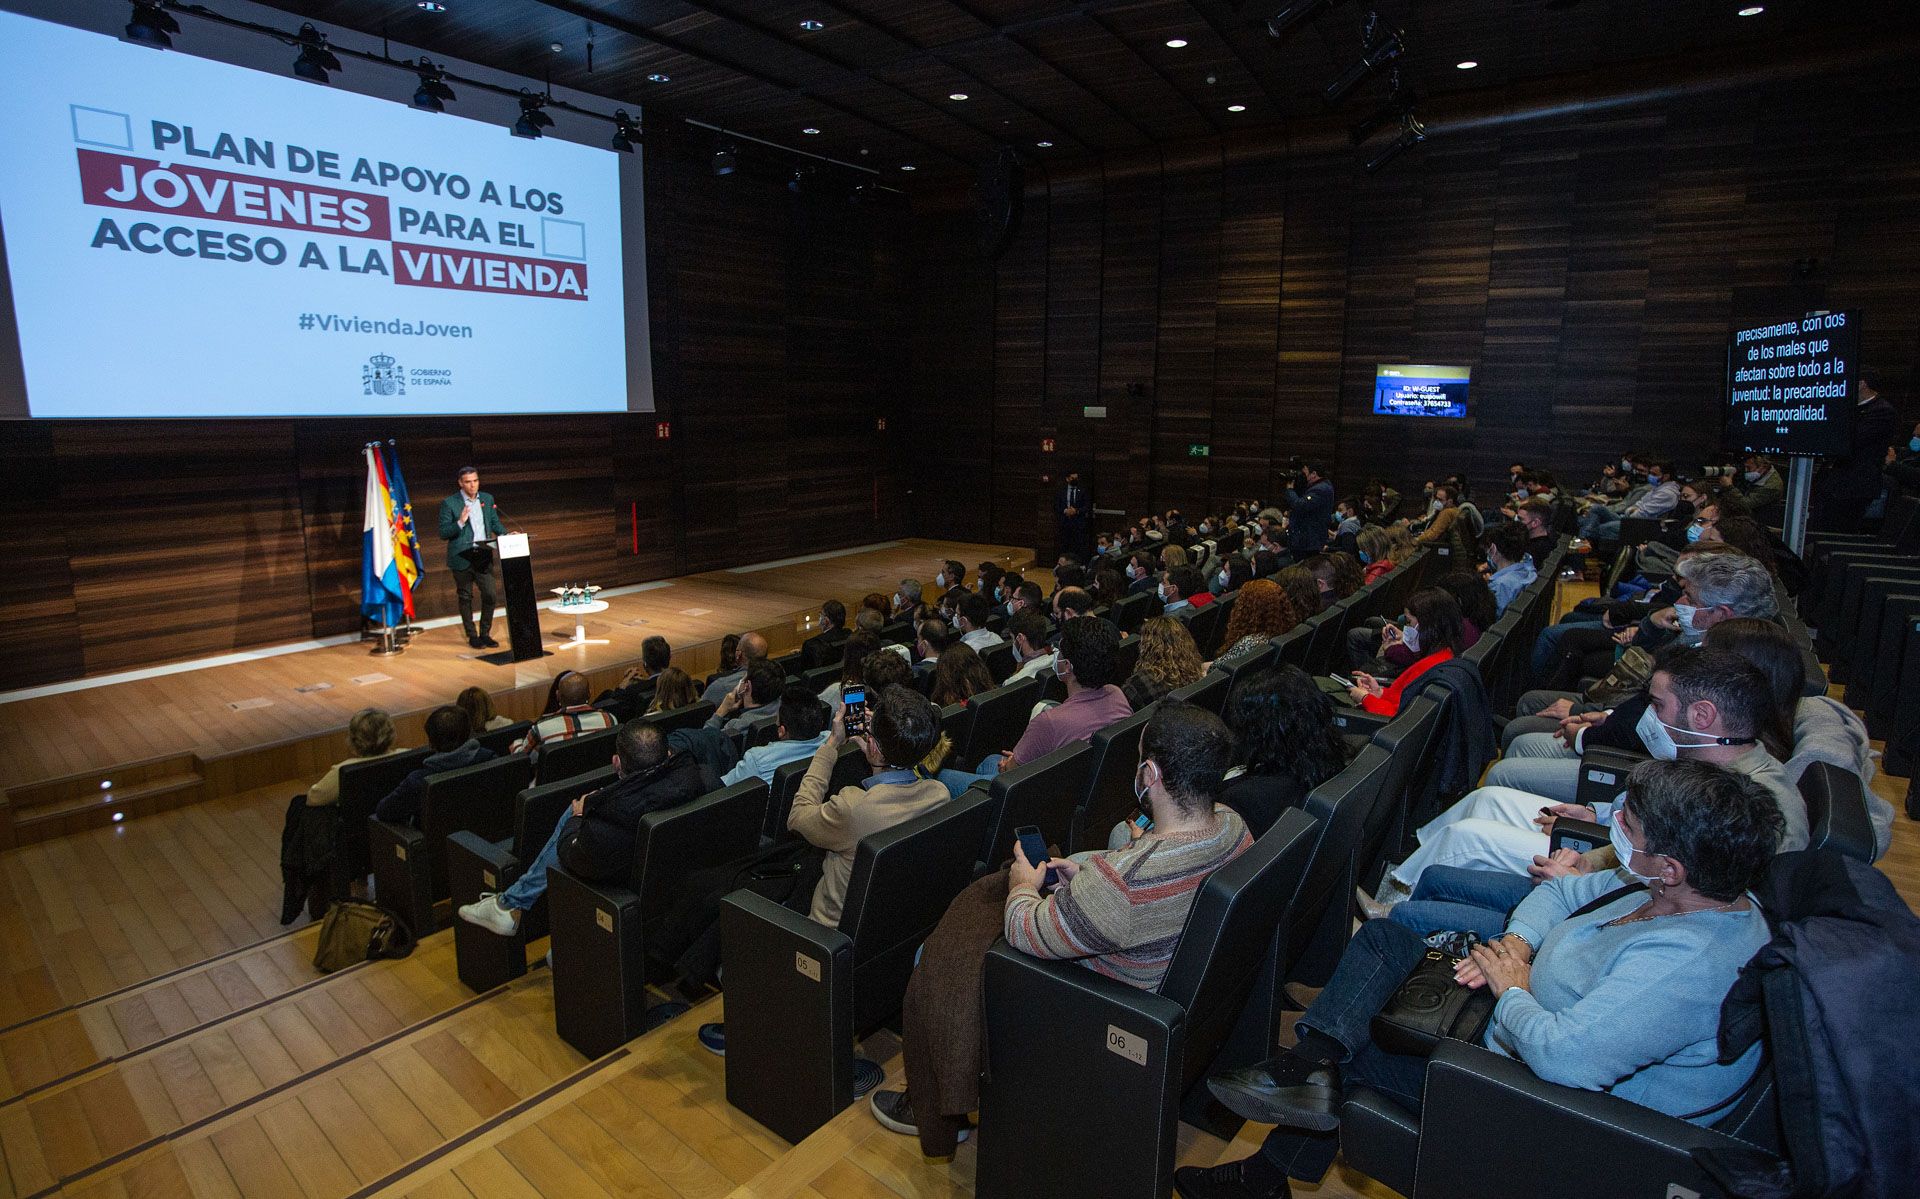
[313, 900, 415, 973]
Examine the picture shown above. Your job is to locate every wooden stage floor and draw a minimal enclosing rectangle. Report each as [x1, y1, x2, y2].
[0, 539, 1031, 838]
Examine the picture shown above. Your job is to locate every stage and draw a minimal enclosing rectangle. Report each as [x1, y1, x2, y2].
[0, 538, 1031, 844]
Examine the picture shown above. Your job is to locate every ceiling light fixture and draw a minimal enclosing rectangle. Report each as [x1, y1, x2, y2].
[1266, 0, 1340, 42]
[410, 58, 455, 112]
[1036, 140, 1054, 148]
[124, 1, 179, 48]
[711, 138, 737, 175]
[900, 164, 916, 171]
[610, 109, 641, 152]
[799, 18, 824, 30]
[1227, 103, 1247, 112]
[292, 24, 342, 84]
[511, 89, 554, 139]
[646, 72, 670, 83]
[802, 126, 821, 135]
[1455, 59, 1478, 69]
[1737, 5, 1764, 14]
[948, 92, 969, 101]
[1324, 28, 1404, 105]
[1365, 113, 1425, 173]
[1165, 37, 1189, 48]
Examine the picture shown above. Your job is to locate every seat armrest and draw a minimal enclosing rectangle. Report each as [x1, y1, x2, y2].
[1412, 1041, 1766, 1199]
[1575, 746, 1649, 812]
[1331, 708, 1390, 740]
[446, 831, 519, 907]
[1549, 817, 1611, 857]
[368, 819, 432, 933]
[1339, 1087, 1422, 1198]
[976, 943, 1188, 1199]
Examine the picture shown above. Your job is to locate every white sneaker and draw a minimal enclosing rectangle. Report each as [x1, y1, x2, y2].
[457, 892, 519, 936]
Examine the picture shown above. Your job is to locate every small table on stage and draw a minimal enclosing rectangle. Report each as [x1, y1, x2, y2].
[549, 593, 611, 649]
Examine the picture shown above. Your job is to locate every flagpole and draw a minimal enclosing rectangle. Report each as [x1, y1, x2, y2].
[387, 439, 424, 644]
[364, 442, 406, 657]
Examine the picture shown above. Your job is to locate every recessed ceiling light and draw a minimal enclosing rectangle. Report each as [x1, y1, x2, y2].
[647, 72, 670, 83]
[900, 164, 916, 171]
[1036, 140, 1053, 148]
[1227, 104, 1247, 112]
[416, 1, 446, 10]
[948, 92, 969, 101]
[1737, 5, 1765, 14]
[1455, 60, 1478, 69]
[1165, 37, 1189, 48]
[802, 126, 820, 135]
[799, 18, 824, 30]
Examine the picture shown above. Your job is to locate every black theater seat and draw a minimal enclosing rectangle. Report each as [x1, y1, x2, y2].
[369, 753, 533, 935]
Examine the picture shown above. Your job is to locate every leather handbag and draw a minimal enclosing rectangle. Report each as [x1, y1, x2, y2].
[1370, 944, 1498, 1056]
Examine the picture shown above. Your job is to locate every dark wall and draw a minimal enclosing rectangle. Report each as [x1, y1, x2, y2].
[0, 150, 912, 691]
[907, 71, 1920, 551]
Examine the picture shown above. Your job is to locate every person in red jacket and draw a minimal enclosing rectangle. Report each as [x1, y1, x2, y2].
[1346, 588, 1469, 716]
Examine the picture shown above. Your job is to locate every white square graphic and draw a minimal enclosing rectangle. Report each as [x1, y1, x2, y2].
[541, 216, 587, 261]
[70, 104, 133, 150]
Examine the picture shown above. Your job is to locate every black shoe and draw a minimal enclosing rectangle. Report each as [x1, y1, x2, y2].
[468, 635, 484, 649]
[1173, 1159, 1291, 1199]
[640, 1001, 689, 1032]
[1206, 1052, 1342, 1132]
[868, 1088, 970, 1145]
[481, 635, 499, 647]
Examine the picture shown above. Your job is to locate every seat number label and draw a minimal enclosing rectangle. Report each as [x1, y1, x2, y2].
[596, 909, 612, 932]
[795, 952, 822, 982]
[1588, 769, 1616, 785]
[1106, 1025, 1146, 1065]
[482, 870, 497, 888]
[394, 845, 406, 860]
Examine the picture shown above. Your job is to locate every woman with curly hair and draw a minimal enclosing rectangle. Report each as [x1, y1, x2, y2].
[1214, 579, 1304, 664]
[1220, 665, 1350, 836]
[1273, 564, 1325, 618]
[929, 643, 995, 707]
[1122, 616, 1207, 709]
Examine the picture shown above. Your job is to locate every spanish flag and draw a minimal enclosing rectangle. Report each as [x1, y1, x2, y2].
[380, 442, 426, 619]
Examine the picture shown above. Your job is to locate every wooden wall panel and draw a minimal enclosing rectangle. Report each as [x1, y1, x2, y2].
[907, 213, 996, 542]
[911, 72, 1920, 529]
[0, 425, 82, 689]
[990, 188, 1050, 549]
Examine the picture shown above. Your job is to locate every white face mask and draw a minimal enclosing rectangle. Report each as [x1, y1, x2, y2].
[1635, 705, 1745, 760]
[1673, 602, 1707, 642]
[1744, 470, 1763, 483]
[1609, 818, 1661, 883]
[1126, 563, 1141, 580]
[935, 572, 946, 589]
[1401, 623, 1420, 653]
[1217, 570, 1231, 589]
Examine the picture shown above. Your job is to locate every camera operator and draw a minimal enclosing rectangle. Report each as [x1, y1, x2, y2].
[1283, 461, 1335, 559]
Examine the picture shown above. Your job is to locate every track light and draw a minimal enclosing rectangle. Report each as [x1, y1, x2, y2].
[1324, 28, 1403, 105]
[292, 23, 341, 84]
[1365, 113, 1425, 173]
[610, 109, 641, 152]
[124, 1, 178, 48]
[711, 139, 737, 176]
[511, 90, 554, 139]
[1266, 0, 1339, 41]
[411, 58, 455, 112]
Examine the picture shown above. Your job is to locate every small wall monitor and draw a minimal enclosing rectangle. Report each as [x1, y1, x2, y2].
[1372, 365, 1470, 419]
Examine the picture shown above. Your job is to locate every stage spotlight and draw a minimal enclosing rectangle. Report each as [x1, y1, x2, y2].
[610, 109, 641, 152]
[1324, 28, 1403, 105]
[411, 59, 455, 112]
[1266, 0, 1339, 41]
[292, 24, 342, 84]
[512, 90, 554, 139]
[1365, 113, 1425, 173]
[124, 1, 178, 48]
[1348, 74, 1416, 144]
[712, 138, 738, 175]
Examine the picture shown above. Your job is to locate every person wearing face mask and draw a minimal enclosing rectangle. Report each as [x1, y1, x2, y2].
[1342, 589, 1468, 716]
[1158, 565, 1211, 620]
[1482, 523, 1538, 615]
[985, 616, 1130, 773]
[1735, 453, 1785, 522]
[1123, 550, 1160, 597]
[1181, 759, 1778, 1199]
[879, 699, 1251, 1159]
[1368, 648, 1805, 908]
[1579, 459, 1680, 543]
[1411, 483, 1474, 556]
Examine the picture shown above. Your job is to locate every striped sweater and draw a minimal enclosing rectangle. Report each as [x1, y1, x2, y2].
[1004, 809, 1252, 991]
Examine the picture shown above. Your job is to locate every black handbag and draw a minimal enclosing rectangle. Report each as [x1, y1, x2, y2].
[1372, 883, 1647, 1056]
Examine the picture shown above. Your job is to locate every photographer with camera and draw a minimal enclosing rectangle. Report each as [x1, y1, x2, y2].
[1282, 461, 1335, 559]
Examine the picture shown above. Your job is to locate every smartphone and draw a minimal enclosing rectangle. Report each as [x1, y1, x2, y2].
[842, 686, 869, 737]
[1132, 812, 1153, 835]
[1328, 673, 1354, 689]
[1015, 825, 1058, 887]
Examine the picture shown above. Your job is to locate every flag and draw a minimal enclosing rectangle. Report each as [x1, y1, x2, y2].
[361, 445, 407, 628]
[380, 442, 426, 620]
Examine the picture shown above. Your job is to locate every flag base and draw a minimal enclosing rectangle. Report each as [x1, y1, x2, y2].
[368, 626, 406, 656]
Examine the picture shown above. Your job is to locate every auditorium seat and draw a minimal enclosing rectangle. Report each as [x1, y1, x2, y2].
[763, 744, 870, 845]
[534, 726, 617, 785]
[644, 700, 717, 736]
[974, 808, 1321, 1199]
[476, 719, 532, 755]
[1277, 745, 1397, 989]
[978, 741, 1097, 867]
[720, 788, 997, 1142]
[981, 641, 1016, 684]
[1166, 670, 1229, 716]
[334, 746, 431, 879]
[1110, 591, 1150, 634]
[548, 778, 770, 1059]
[370, 753, 533, 935]
[1072, 707, 1155, 855]
[447, 765, 608, 992]
[957, 675, 1041, 765]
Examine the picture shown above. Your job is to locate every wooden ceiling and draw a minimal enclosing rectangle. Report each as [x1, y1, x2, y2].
[252, 0, 1911, 181]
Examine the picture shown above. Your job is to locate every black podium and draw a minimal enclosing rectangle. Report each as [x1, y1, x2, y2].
[495, 533, 545, 662]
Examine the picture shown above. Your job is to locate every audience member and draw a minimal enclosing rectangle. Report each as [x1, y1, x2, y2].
[1089, 566, 1126, 608]
[456, 722, 711, 936]
[304, 708, 405, 808]
[1284, 464, 1335, 557]
[1122, 616, 1207, 709]
[648, 667, 699, 714]
[819, 629, 883, 707]
[706, 660, 786, 738]
[880, 700, 1252, 1156]
[1215, 579, 1303, 663]
[1412, 481, 1475, 554]
[913, 618, 953, 678]
[512, 672, 617, 756]
[1125, 550, 1161, 596]
[1580, 459, 1680, 542]
[1219, 666, 1349, 837]
[377, 705, 496, 825]
[1273, 564, 1324, 618]
[1737, 453, 1785, 521]
[1484, 522, 1539, 614]
[954, 592, 1004, 653]
[1178, 759, 1779, 1199]
[1355, 526, 1395, 583]
[456, 686, 512, 734]
[992, 617, 1131, 772]
[1811, 368, 1899, 533]
[700, 632, 769, 706]
[800, 599, 850, 669]
[894, 577, 924, 617]
[1344, 588, 1467, 716]
[722, 685, 833, 786]
[593, 635, 673, 720]
[976, 562, 1006, 598]
[929, 644, 995, 707]
[860, 592, 892, 621]
[1347, 569, 1487, 678]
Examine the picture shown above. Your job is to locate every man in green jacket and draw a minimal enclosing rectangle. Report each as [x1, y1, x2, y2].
[438, 466, 508, 648]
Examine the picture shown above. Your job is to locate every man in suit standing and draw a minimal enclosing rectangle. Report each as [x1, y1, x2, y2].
[1283, 462, 1335, 559]
[1056, 470, 1091, 562]
[438, 466, 507, 648]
